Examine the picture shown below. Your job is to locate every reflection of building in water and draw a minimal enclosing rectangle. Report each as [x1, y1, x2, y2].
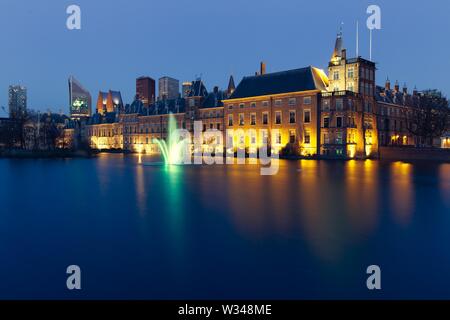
[63, 32, 448, 158]
[390, 162, 414, 226]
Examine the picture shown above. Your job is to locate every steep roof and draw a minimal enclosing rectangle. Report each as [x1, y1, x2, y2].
[228, 66, 328, 99]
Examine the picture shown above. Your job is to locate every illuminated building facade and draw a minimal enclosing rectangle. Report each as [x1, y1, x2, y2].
[222, 64, 327, 156]
[322, 32, 378, 158]
[68, 76, 92, 119]
[70, 32, 448, 157]
[96, 90, 124, 115]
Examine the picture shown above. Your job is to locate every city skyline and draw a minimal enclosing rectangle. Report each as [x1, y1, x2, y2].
[0, 0, 449, 117]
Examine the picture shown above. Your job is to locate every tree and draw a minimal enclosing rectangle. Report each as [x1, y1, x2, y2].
[406, 92, 449, 147]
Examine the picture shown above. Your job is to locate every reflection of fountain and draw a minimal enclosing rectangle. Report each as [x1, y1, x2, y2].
[152, 113, 187, 165]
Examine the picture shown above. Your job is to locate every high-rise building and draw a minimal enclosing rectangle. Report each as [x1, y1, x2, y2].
[182, 82, 192, 98]
[68, 76, 92, 119]
[158, 76, 180, 100]
[8, 85, 27, 119]
[136, 76, 155, 106]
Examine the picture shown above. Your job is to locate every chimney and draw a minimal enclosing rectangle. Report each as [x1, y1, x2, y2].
[403, 83, 407, 94]
[385, 78, 391, 91]
[394, 80, 400, 93]
[260, 61, 266, 75]
[341, 49, 347, 60]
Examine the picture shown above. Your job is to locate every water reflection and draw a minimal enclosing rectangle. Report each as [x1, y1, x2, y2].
[390, 162, 414, 226]
[344, 160, 380, 235]
[135, 162, 147, 217]
[439, 163, 450, 207]
[298, 160, 347, 261]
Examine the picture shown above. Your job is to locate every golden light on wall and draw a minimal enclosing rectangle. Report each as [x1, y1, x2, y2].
[365, 145, 372, 157]
[348, 144, 356, 158]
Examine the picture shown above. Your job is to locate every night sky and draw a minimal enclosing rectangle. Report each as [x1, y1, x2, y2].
[1, 0, 448, 115]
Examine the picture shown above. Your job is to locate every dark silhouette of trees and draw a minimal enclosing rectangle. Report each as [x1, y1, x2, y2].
[407, 92, 449, 147]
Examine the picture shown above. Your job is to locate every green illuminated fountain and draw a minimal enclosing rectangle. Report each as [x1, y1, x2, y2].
[152, 113, 187, 165]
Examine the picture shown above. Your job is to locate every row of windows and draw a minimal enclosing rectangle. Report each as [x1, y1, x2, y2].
[228, 96, 312, 110]
[228, 130, 311, 146]
[322, 98, 349, 111]
[332, 67, 374, 81]
[380, 106, 406, 117]
[227, 110, 312, 126]
[322, 116, 357, 128]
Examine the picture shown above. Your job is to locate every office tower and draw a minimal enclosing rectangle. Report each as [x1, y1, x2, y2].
[8, 85, 27, 119]
[158, 76, 179, 100]
[68, 76, 92, 119]
[136, 76, 155, 106]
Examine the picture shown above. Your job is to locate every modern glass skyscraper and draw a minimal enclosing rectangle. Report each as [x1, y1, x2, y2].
[68, 76, 92, 119]
[8, 85, 27, 119]
[158, 76, 180, 100]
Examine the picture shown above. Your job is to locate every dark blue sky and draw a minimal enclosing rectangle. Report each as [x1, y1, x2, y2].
[1, 0, 449, 115]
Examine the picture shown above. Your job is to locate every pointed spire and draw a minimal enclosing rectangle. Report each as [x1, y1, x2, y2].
[331, 26, 344, 64]
[227, 75, 235, 96]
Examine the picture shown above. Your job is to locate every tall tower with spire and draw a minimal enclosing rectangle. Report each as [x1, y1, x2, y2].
[327, 30, 376, 96]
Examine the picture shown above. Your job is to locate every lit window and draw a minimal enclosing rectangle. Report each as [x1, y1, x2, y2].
[239, 113, 244, 126]
[275, 132, 282, 144]
[304, 131, 311, 144]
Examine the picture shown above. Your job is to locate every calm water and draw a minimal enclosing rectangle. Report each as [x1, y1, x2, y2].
[0, 154, 449, 299]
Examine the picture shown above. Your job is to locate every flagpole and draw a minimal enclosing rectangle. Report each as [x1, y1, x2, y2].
[356, 21, 359, 57]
